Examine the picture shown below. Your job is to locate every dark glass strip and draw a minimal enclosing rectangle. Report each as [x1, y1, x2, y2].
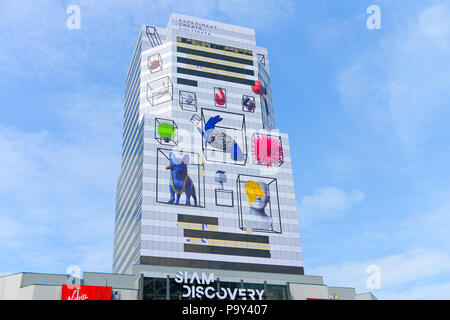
[177, 57, 254, 76]
[184, 229, 269, 244]
[177, 77, 198, 87]
[184, 244, 271, 258]
[140, 256, 305, 275]
[177, 46, 253, 66]
[177, 37, 253, 57]
[177, 214, 218, 226]
[177, 67, 255, 86]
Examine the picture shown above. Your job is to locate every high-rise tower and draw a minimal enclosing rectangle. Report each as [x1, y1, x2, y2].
[0, 13, 376, 302]
[113, 13, 304, 284]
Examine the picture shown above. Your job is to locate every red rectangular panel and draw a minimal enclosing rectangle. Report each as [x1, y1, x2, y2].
[61, 284, 112, 300]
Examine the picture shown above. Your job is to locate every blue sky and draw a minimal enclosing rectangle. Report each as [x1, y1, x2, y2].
[0, 0, 449, 299]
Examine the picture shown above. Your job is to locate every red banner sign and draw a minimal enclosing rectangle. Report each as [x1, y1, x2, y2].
[61, 284, 112, 300]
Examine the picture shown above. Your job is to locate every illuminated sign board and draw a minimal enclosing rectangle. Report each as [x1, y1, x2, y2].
[175, 271, 264, 300]
[61, 284, 112, 300]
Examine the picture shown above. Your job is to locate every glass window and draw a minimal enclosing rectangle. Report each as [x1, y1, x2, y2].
[218, 281, 242, 300]
[169, 278, 183, 300]
[243, 282, 264, 291]
[265, 284, 288, 300]
[177, 37, 253, 56]
[143, 277, 167, 300]
[155, 278, 288, 300]
[243, 282, 265, 300]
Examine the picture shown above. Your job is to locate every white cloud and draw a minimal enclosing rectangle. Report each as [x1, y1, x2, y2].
[0, 0, 296, 79]
[307, 4, 450, 300]
[310, 250, 450, 299]
[398, 198, 450, 248]
[0, 92, 122, 200]
[0, 90, 121, 274]
[381, 282, 450, 300]
[336, 4, 450, 152]
[0, 0, 69, 76]
[300, 187, 364, 218]
[306, 192, 450, 299]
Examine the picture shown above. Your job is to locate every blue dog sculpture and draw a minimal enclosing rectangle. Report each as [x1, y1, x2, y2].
[165, 152, 197, 206]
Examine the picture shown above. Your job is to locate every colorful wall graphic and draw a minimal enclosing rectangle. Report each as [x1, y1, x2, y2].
[199, 108, 247, 165]
[155, 118, 178, 146]
[156, 148, 205, 208]
[237, 174, 282, 234]
[251, 133, 284, 167]
[131, 16, 303, 276]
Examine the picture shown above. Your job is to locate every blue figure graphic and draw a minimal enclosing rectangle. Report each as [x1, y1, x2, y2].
[165, 152, 197, 206]
[197, 115, 244, 161]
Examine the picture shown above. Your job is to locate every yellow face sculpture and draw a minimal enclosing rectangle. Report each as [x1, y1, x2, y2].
[245, 181, 265, 205]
